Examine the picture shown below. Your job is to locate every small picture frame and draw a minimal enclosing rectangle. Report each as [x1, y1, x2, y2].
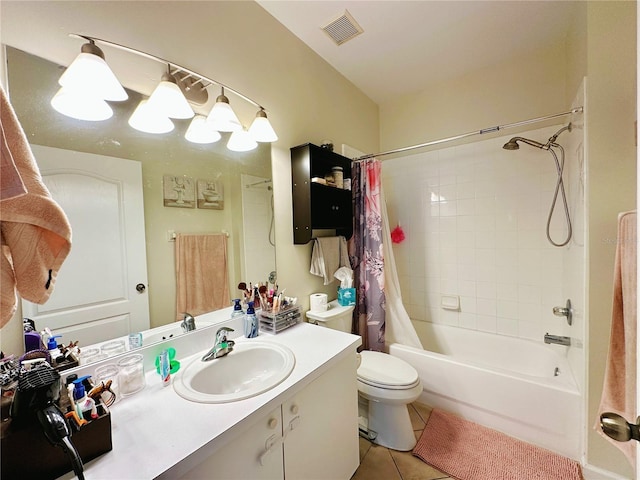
[163, 175, 195, 208]
[197, 177, 224, 210]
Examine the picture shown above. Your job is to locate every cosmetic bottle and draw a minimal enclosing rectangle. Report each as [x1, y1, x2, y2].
[244, 301, 259, 338]
[47, 334, 64, 365]
[231, 298, 244, 319]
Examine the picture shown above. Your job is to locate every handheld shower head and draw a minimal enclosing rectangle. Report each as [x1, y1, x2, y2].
[502, 137, 546, 150]
[503, 123, 573, 151]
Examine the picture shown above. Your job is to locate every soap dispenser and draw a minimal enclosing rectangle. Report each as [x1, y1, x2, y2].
[231, 298, 244, 319]
[244, 301, 259, 338]
[72, 376, 98, 420]
[47, 335, 64, 365]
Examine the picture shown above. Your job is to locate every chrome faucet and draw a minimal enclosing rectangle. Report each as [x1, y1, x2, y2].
[544, 333, 571, 346]
[180, 313, 196, 333]
[202, 327, 235, 362]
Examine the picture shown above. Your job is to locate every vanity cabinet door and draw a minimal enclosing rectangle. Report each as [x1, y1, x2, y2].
[282, 354, 360, 480]
[178, 406, 284, 480]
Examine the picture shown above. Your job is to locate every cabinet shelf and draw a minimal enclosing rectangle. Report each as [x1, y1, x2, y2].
[291, 143, 353, 245]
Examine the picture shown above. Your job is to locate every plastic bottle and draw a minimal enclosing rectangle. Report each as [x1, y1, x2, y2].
[158, 349, 170, 387]
[231, 298, 244, 319]
[244, 301, 259, 338]
[72, 376, 98, 420]
[47, 334, 64, 365]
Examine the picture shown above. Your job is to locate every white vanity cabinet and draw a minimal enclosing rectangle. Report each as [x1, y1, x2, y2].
[179, 353, 359, 480]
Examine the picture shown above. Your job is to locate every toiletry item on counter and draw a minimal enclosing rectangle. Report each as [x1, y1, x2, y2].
[94, 363, 120, 403]
[158, 349, 170, 387]
[310, 293, 328, 312]
[46, 334, 63, 362]
[117, 354, 145, 396]
[128, 332, 143, 349]
[231, 298, 244, 319]
[100, 339, 126, 358]
[244, 301, 259, 338]
[72, 376, 99, 420]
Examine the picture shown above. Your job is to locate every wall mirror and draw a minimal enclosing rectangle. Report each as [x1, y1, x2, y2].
[4, 46, 275, 362]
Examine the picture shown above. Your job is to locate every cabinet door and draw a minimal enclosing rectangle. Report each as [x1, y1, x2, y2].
[310, 183, 352, 230]
[179, 406, 284, 480]
[283, 354, 360, 480]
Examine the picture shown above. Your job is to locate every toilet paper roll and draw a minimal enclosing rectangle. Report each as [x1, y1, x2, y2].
[310, 293, 328, 312]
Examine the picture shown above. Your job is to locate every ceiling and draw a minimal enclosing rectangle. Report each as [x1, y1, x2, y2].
[257, 1, 581, 105]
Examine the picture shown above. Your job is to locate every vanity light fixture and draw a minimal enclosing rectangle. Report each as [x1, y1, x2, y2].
[227, 127, 258, 152]
[249, 108, 278, 142]
[53, 34, 278, 150]
[128, 99, 174, 134]
[206, 87, 242, 133]
[58, 40, 128, 102]
[147, 67, 194, 120]
[51, 87, 114, 121]
[185, 115, 222, 144]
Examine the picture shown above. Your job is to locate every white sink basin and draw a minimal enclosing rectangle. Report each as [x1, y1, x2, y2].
[173, 341, 295, 403]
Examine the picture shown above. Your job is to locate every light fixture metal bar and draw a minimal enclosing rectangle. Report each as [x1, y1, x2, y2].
[70, 33, 266, 110]
[354, 107, 584, 161]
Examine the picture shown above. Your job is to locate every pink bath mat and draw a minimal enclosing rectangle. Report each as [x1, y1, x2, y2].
[413, 408, 583, 480]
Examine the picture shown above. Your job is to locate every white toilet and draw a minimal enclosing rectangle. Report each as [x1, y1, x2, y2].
[306, 300, 422, 451]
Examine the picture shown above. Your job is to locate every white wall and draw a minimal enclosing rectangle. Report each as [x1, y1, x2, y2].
[383, 124, 584, 352]
[0, 1, 379, 355]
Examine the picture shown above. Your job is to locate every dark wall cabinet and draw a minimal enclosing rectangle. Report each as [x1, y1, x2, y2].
[291, 143, 353, 244]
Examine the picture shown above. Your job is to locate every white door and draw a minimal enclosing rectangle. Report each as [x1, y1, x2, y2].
[21, 145, 149, 346]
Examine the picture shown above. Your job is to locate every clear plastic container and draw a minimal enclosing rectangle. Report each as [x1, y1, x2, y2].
[79, 347, 101, 365]
[95, 363, 120, 401]
[100, 340, 126, 357]
[117, 354, 145, 396]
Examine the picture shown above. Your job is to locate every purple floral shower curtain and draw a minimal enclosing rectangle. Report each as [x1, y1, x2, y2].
[349, 158, 385, 351]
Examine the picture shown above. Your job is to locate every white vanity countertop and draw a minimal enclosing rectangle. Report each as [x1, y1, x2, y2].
[59, 323, 361, 479]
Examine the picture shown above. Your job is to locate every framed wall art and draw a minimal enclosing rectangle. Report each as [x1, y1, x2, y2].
[163, 175, 195, 208]
[197, 177, 224, 210]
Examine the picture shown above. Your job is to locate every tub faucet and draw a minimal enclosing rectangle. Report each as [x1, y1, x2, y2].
[202, 327, 235, 362]
[180, 313, 196, 333]
[544, 333, 571, 346]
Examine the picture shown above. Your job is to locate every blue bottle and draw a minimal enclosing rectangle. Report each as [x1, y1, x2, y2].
[244, 301, 259, 338]
[231, 298, 244, 319]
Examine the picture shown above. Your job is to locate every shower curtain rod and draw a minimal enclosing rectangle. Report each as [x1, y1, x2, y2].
[354, 106, 584, 161]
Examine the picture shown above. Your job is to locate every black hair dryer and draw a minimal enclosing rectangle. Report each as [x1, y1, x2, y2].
[9, 362, 84, 479]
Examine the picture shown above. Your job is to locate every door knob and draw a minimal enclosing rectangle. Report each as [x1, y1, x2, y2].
[600, 412, 640, 442]
[136, 283, 146, 293]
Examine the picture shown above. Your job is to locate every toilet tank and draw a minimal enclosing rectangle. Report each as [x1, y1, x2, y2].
[305, 300, 354, 333]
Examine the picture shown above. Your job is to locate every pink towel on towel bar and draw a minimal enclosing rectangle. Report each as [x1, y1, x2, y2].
[595, 210, 636, 469]
[175, 233, 230, 320]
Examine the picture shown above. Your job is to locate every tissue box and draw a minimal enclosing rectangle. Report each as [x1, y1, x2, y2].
[338, 288, 356, 306]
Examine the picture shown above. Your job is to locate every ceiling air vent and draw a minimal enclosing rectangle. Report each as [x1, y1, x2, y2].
[321, 10, 363, 46]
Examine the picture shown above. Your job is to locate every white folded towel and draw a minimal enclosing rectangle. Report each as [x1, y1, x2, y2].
[310, 236, 350, 285]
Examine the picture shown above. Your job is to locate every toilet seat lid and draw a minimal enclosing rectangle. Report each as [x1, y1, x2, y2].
[358, 351, 419, 388]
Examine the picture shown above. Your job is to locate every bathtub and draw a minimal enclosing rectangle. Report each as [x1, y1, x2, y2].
[389, 322, 582, 460]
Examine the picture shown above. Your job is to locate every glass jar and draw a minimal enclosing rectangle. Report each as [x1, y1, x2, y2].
[332, 166, 344, 189]
[95, 363, 120, 402]
[117, 354, 145, 396]
[100, 340, 126, 357]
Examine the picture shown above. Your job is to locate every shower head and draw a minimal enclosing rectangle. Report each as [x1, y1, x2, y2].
[503, 123, 573, 151]
[502, 137, 546, 150]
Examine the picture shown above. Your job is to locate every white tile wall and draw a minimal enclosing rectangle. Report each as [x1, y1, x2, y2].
[382, 124, 585, 345]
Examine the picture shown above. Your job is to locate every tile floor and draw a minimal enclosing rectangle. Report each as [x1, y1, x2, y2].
[351, 402, 454, 480]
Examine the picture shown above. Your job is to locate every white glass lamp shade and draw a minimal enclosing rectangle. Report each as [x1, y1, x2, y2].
[206, 94, 241, 132]
[185, 115, 222, 144]
[147, 76, 194, 119]
[51, 87, 113, 121]
[128, 100, 174, 134]
[58, 48, 127, 101]
[248, 109, 278, 142]
[227, 128, 258, 152]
